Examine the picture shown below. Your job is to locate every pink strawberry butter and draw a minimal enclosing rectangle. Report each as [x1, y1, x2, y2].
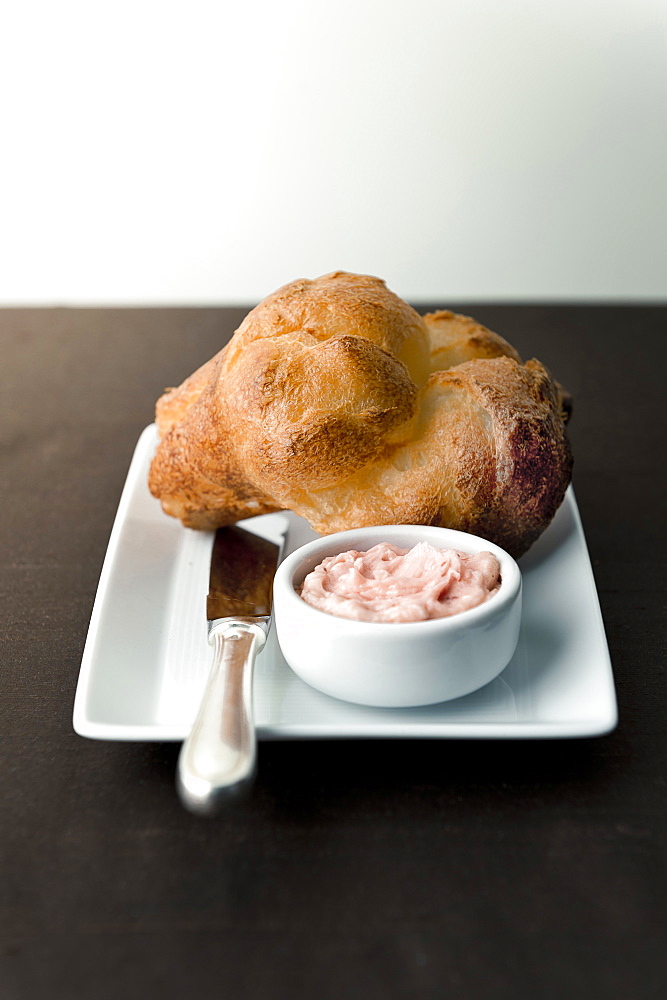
[298, 541, 501, 623]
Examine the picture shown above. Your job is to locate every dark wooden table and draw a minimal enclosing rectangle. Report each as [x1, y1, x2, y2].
[2, 305, 665, 1000]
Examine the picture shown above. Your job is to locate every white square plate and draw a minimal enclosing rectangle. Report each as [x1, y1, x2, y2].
[73, 426, 617, 741]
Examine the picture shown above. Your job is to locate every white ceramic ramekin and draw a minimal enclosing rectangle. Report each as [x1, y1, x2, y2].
[273, 524, 522, 708]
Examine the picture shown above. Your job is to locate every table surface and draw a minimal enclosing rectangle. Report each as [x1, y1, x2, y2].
[2, 304, 666, 1000]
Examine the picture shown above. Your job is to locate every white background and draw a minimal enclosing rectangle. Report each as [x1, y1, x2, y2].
[0, 0, 665, 305]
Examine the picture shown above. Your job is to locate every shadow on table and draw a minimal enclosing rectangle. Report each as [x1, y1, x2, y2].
[129, 728, 621, 823]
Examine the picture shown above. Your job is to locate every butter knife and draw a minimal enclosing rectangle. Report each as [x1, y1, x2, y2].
[177, 516, 289, 815]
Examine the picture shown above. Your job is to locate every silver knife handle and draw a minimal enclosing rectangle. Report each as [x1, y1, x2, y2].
[176, 620, 266, 815]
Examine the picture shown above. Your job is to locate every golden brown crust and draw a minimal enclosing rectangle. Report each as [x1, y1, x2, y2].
[228, 271, 431, 387]
[155, 352, 224, 437]
[148, 271, 572, 556]
[424, 310, 521, 371]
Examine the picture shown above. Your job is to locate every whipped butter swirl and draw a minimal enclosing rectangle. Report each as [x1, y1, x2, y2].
[298, 541, 501, 623]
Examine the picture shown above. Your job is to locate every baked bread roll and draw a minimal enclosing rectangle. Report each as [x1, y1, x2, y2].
[148, 272, 572, 557]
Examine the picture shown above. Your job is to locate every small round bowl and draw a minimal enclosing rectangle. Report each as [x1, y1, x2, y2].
[273, 524, 522, 708]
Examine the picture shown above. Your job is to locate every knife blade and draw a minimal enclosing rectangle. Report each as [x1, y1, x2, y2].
[176, 515, 289, 815]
